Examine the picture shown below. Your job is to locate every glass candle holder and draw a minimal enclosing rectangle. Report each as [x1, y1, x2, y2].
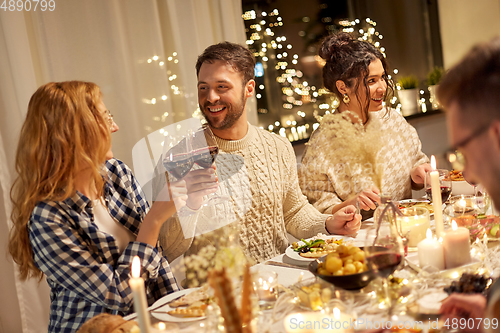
[399, 207, 431, 248]
[252, 270, 278, 310]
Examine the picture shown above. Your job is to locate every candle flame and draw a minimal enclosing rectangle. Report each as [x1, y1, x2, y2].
[333, 307, 340, 320]
[459, 199, 466, 208]
[158, 322, 166, 330]
[431, 155, 436, 169]
[426, 228, 432, 239]
[131, 256, 141, 278]
[451, 220, 458, 230]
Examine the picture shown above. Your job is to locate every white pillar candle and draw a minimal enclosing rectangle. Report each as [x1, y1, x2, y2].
[129, 256, 151, 333]
[443, 221, 471, 269]
[417, 229, 445, 270]
[430, 156, 445, 237]
[400, 208, 431, 247]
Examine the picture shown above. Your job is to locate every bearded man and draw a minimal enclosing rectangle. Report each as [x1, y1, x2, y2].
[159, 42, 361, 269]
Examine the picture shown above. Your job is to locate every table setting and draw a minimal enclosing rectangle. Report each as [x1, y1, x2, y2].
[122, 156, 500, 333]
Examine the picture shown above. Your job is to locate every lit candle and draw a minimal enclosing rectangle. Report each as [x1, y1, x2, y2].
[430, 156, 444, 237]
[443, 221, 471, 269]
[400, 208, 431, 247]
[129, 256, 151, 333]
[417, 229, 445, 270]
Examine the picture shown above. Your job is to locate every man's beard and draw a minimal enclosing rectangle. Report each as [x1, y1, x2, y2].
[201, 92, 246, 130]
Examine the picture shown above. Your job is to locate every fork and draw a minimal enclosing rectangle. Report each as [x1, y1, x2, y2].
[126, 293, 184, 320]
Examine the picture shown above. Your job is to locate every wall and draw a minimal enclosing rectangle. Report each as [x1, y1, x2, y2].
[438, 0, 500, 68]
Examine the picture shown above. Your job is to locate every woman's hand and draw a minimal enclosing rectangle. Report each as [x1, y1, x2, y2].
[349, 186, 380, 211]
[411, 163, 432, 185]
[325, 205, 362, 235]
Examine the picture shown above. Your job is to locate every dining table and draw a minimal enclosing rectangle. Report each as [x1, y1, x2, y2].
[126, 203, 500, 333]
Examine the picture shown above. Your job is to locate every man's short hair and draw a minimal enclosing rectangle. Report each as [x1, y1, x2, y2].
[437, 36, 500, 124]
[195, 42, 256, 84]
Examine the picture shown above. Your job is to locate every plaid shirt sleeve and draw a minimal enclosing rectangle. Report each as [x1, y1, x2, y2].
[29, 158, 179, 332]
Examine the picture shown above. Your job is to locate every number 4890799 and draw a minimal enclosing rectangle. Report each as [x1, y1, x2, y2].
[1, 0, 55, 11]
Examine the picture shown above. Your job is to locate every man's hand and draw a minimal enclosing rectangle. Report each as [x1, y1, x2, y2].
[325, 205, 362, 235]
[183, 166, 219, 210]
[348, 186, 380, 211]
[411, 163, 432, 185]
[440, 293, 487, 333]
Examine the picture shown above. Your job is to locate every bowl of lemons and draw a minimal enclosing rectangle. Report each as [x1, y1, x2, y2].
[308, 244, 375, 290]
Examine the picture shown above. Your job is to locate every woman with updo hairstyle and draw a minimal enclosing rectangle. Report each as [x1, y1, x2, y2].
[8, 81, 217, 332]
[298, 32, 431, 219]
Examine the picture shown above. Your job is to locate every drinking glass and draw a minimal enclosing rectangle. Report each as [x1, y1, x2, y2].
[474, 185, 491, 215]
[191, 124, 231, 206]
[163, 129, 194, 181]
[425, 169, 452, 203]
[364, 198, 404, 316]
[252, 270, 278, 310]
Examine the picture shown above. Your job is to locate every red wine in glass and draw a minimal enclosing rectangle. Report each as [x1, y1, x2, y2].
[367, 252, 402, 278]
[425, 186, 452, 203]
[193, 146, 219, 168]
[163, 153, 194, 180]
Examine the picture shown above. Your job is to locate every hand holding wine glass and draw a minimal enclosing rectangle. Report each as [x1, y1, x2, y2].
[425, 169, 452, 203]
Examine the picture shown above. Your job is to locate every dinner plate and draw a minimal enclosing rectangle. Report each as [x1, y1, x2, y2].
[398, 199, 436, 216]
[285, 235, 353, 263]
[150, 288, 205, 322]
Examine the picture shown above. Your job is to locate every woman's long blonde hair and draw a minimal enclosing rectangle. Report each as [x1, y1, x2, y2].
[9, 81, 111, 281]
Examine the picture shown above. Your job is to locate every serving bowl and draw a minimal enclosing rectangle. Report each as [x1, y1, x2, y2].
[451, 180, 475, 196]
[308, 254, 375, 290]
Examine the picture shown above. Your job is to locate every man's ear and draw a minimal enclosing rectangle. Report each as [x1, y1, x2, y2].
[245, 79, 255, 97]
[336, 80, 348, 95]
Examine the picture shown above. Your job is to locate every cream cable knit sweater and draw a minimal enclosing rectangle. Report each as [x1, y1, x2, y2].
[159, 124, 329, 264]
[298, 108, 429, 215]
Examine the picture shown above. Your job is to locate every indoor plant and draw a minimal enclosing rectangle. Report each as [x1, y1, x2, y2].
[397, 75, 419, 116]
[427, 67, 444, 110]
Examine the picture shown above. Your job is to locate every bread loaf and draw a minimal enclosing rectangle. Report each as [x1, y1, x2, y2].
[77, 313, 139, 333]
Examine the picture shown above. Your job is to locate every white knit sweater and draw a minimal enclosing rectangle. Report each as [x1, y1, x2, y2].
[159, 125, 329, 264]
[298, 108, 428, 214]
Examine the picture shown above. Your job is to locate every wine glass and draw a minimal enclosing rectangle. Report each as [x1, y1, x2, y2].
[163, 129, 194, 181]
[364, 200, 404, 317]
[424, 169, 452, 203]
[189, 124, 230, 206]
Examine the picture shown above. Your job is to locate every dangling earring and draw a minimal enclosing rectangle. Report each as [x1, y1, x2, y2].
[343, 93, 350, 104]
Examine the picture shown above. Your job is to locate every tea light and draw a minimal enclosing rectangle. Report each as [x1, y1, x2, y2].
[430, 156, 445, 237]
[443, 220, 471, 269]
[284, 310, 355, 333]
[253, 271, 278, 309]
[417, 229, 445, 270]
[129, 256, 151, 333]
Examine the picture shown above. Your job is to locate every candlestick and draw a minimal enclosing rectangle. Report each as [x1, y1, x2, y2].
[443, 221, 471, 269]
[129, 256, 151, 333]
[430, 156, 445, 237]
[417, 229, 445, 270]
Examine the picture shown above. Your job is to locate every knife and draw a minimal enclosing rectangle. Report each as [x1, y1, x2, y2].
[265, 261, 308, 270]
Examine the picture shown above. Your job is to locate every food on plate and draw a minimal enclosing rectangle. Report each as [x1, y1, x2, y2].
[491, 224, 500, 237]
[450, 169, 465, 181]
[169, 284, 210, 308]
[77, 313, 139, 333]
[296, 282, 332, 310]
[168, 301, 208, 318]
[292, 235, 344, 258]
[444, 273, 492, 295]
[316, 244, 368, 276]
[398, 201, 434, 214]
[452, 214, 500, 241]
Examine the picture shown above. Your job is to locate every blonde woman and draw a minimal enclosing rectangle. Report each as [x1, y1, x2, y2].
[8, 81, 217, 332]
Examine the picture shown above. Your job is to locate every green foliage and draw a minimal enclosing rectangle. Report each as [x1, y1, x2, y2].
[397, 75, 419, 89]
[427, 66, 445, 86]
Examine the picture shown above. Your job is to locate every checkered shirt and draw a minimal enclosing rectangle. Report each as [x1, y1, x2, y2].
[28, 158, 179, 333]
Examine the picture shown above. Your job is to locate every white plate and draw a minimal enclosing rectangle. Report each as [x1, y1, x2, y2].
[398, 199, 437, 216]
[150, 288, 205, 322]
[285, 235, 353, 263]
